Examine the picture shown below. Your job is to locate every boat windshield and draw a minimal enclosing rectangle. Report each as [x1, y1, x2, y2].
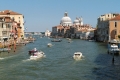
[75, 54, 80, 56]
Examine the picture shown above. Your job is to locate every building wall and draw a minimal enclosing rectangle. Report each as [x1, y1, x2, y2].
[109, 20, 120, 40]
[0, 22, 12, 41]
[0, 15, 24, 37]
[97, 13, 120, 42]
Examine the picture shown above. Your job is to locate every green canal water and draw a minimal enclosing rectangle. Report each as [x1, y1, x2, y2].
[0, 36, 120, 80]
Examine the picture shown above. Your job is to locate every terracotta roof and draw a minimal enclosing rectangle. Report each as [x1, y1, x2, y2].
[0, 10, 22, 15]
[110, 15, 120, 21]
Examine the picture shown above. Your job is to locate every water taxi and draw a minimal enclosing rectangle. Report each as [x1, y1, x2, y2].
[73, 52, 83, 60]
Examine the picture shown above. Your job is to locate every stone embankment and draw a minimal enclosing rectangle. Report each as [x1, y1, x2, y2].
[0, 37, 35, 52]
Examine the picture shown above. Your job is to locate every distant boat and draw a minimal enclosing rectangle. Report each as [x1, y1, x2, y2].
[51, 39, 62, 42]
[47, 43, 53, 47]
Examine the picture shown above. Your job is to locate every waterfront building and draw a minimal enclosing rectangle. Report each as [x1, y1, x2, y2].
[52, 25, 63, 37]
[0, 16, 12, 41]
[52, 12, 94, 38]
[45, 30, 51, 37]
[73, 17, 83, 25]
[52, 12, 74, 37]
[109, 15, 120, 41]
[52, 25, 71, 37]
[70, 24, 95, 39]
[97, 13, 120, 42]
[0, 10, 25, 38]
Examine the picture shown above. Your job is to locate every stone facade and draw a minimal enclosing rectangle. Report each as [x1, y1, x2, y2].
[97, 13, 120, 42]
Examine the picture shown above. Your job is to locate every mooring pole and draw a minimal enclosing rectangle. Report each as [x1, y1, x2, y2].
[112, 49, 115, 63]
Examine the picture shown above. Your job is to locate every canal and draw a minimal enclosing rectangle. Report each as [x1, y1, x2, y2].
[0, 36, 120, 80]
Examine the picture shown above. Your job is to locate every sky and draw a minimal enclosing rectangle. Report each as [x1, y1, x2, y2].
[0, 0, 120, 32]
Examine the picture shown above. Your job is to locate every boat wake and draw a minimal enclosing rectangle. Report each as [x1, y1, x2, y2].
[22, 55, 46, 62]
[0, 57, 4, 60]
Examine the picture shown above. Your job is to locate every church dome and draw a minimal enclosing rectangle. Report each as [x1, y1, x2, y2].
[73, 19, 79, 23]
[60, 12, 72, 26]
[61, 16, 72, 23]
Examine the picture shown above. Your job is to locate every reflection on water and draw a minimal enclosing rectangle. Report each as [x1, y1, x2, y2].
[0, 36, 120, 80]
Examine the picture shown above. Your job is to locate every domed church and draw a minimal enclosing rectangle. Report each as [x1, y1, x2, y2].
[60, 12, 72, 26]
[73, 17, 83, 25]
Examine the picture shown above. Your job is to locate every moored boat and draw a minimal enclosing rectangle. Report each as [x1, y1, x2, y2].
[108, 44, 120, 55]
[0, 48, 11, 52]
[51, 39, 62, 42]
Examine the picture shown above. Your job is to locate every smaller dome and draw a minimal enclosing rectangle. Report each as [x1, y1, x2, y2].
[74, 19, 79, 23]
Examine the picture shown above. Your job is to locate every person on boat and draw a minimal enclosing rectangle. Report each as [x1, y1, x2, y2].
[34, 48, 37, 51]
[33, 48, 37, 56]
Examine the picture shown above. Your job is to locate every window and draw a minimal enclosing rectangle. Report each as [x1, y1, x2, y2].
[2, 31, 7, 36]
[2, 23, 3, 28]
[108, 15, 109, 17]
[115, 22, 117, 27]
[106, 30, 108, 34]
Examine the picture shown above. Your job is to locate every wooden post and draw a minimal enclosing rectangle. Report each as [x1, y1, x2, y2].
[8, 42, 10, 53]
[14, 39, 16, 52]
[112, 49, 115, 63]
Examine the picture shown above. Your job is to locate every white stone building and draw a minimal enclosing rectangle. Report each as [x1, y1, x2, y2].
[45, 30, 51, 37]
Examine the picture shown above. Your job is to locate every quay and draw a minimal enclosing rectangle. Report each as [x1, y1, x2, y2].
[0, 36, 35, 52]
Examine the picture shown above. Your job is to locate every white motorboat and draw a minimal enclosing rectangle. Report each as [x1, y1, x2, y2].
[29, 48, 45, 60]
[30, 51, 45, 60]
[108, 44, 120, 55]
[73, 52, 83, 60]
[47, 43, 53, 47]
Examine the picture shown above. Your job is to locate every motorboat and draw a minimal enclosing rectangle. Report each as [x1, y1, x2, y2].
[51, 39, 62, 42]
[29, 48, 37, 55]
[29, 48, 45, 60]
[73, 52, 83, 60]
[47, 43, 52, 47]
[30, 51, 45, 60]
[108, 44, 120, 55]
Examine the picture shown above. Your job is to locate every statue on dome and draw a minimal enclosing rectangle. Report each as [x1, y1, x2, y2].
[64, 12, 68, 17]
